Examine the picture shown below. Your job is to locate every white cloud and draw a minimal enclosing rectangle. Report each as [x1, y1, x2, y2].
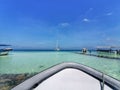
[106, 12, 113, 16]
[83, 18, 90, 22]
[59, 22, 70, 27]
[37, 42, 45, 45]
[106, 38, 111, 41]
[89, 8, 93, 11]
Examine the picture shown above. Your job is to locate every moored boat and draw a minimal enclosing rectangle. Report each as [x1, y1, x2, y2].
[0, 44, 13, 56]
[55, 40, 60, 51]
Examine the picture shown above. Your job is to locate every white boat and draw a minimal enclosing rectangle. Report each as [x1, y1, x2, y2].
[12, 62, 120, 90]
[55, 40, 60, 51]
[0, 45, 12, 56]
[56, 47, 60, 51]
[0, 48, 13, 56]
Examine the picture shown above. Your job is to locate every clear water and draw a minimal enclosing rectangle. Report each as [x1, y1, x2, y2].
[0, 51, 120, 81]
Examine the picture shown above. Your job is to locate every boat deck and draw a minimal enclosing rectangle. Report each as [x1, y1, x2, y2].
[34, 68, 112, 90]
[12, 62, 120, 90]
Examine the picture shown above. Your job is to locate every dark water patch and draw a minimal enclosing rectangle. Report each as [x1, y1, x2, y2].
[39, 65, 44, 68]
[0, 72, 38, 90]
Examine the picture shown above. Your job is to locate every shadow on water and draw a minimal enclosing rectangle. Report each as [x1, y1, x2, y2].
[39, 65, 44, 68]
[0, 55, 13, 61]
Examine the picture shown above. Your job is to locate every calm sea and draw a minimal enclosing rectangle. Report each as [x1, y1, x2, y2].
[0, 51, 120, 80]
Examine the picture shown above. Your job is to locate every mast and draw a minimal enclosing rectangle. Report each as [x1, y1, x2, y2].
[55, 29, 60, 51]
[56, 40, 60, 51]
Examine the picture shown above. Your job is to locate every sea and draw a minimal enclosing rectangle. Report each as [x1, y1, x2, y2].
[0, 50, 120, 81]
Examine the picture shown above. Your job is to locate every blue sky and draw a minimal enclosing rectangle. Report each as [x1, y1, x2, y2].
[0, 0, 120, 49]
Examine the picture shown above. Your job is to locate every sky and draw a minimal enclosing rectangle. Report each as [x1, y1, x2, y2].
[0, 0, 120, 50]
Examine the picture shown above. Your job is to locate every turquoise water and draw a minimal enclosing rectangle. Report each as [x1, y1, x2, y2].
[0, 51, 120, 80]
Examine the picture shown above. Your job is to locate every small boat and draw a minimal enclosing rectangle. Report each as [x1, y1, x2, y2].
[0, 44, 13, 56]
[56, 47, 60, 51]
[55, 40, 60, 51]
[12, 62, 120, 90]
[82, 48, 87, 54]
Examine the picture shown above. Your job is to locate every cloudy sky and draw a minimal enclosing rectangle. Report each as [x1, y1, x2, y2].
[0, 0, 120, 49]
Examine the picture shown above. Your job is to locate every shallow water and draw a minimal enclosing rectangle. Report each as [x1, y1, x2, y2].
[0, 51, 120, 80]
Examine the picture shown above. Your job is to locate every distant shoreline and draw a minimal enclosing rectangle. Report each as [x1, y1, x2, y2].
[12, 49, 96, 51]
[13, 49, 83, 51]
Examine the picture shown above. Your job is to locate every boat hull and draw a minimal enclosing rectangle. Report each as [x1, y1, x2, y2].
[0, 51, 9, 56]
[12, 62, 120, 90]
[0, 48, 12, 56]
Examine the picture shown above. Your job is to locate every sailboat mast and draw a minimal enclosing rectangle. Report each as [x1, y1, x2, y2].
[56, 29, 60, 51]
[56, 40, 60, 51]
